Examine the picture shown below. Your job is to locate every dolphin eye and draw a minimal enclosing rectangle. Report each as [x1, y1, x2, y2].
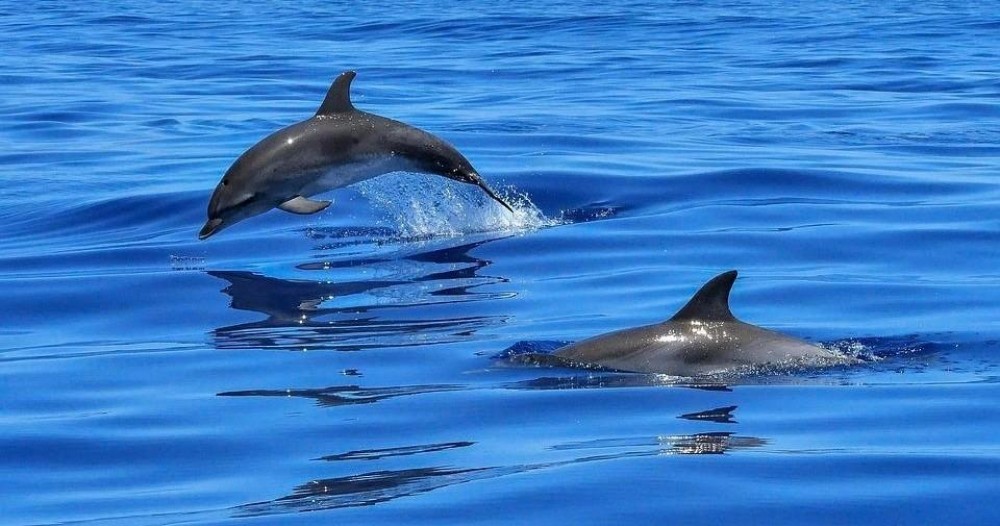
[222, 179, 229, 187]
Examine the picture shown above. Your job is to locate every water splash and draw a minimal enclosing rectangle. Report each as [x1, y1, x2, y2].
[822, 335, 945, 361]
[356, 173, 558, 240]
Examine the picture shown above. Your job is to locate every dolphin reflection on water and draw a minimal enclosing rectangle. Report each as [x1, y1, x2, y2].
[207, 236, 512, 351]
[224, 390, 762, 515]
[236, 429, 764, 515]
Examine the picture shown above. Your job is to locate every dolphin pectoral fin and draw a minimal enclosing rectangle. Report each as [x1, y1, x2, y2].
[278, 196, 332, 215]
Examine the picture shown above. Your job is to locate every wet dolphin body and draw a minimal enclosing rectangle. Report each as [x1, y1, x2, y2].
[547, 270, 858, 376]
[199, 71, 512, 239]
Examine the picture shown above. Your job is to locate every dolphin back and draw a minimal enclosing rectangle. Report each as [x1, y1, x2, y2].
[315, 71, 357, 116]
[551, 270, 857, 376]
[668, 270, 738, 322]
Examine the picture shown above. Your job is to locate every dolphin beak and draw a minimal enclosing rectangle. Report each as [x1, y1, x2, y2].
[198, 218, 223, 240]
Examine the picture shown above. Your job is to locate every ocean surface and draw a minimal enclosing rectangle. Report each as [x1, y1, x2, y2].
[2, 1, 999, 524]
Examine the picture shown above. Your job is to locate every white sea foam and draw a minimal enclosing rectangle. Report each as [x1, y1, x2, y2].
[356, 173, 559, 240]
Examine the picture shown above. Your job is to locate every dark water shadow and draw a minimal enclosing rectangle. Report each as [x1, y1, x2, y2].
[236, 465, 494, 515]
[234, 422, 763, 517]
[216, 376, 731, 415]
[217, 331, 771, 518]
[316, 441, 475, 462]
[679, 405, 739, 424]
[208, 236, 514, 351]
[217, 383, 464, 408]
[221, 374, 761, 517]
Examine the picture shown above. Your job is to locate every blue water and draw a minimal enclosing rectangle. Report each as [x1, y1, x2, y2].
[2, 1, 999, 524]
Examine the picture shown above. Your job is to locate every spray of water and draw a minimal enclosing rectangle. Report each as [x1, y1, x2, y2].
[356, 174, 559, 240]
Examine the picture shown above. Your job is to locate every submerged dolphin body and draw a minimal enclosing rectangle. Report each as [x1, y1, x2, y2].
[199, 71, 512, 239]
[549, 270, 857, 376]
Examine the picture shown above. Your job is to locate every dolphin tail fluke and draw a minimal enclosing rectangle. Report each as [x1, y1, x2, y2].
[474, 179, 514, 213]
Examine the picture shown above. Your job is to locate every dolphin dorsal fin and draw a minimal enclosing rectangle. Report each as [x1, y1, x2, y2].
[315, 70, 357, 116]
[668, 270, 739, 322]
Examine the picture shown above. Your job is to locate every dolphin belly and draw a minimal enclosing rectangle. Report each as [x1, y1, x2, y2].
[299, 155, 418, 197]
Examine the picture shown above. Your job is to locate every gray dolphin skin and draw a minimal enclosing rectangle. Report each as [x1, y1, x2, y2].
[199, 71, 513, 239]
[551, 270, 857, 376]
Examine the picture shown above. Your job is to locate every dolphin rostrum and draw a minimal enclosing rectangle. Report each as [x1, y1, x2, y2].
[547, 270, 858, 376]
[199, 71, 513, 239]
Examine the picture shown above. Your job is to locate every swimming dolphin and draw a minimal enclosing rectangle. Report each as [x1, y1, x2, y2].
[548, 270, 857, 376]
[199, 71, 512, 239]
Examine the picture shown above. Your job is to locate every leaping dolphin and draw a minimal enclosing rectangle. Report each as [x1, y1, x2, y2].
[199, 71, 512, 239]
[546, 270, 858, 376]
